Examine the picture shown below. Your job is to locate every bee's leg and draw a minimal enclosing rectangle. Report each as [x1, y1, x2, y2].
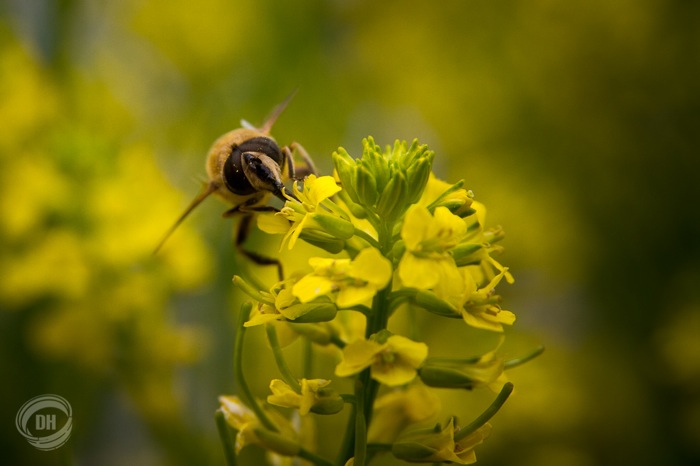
[283, 142, 318, 180]
[233, 213, 284, 281]
[223, 198, 284, 281]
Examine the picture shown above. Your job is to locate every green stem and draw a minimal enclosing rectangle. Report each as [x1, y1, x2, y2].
[302, 337, 313, 379]
[505, 345, 545, 369]
[266, 324, 301, 392]
[353, 379, 367, 466]
[234, 302, 277, 432]
[366, 443, 392, 453]
[456, 382, 514, 440]
[423, 356, 481, 364]
[232, 275, 267, 302]
[330, 334, 347, 349]
[353, 227, 382, 250]
[298, 448, 334, 466]
[215, 409, 238, 466]
[335, 401, 357, 466]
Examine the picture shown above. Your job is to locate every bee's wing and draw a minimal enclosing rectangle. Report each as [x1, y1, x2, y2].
[258, 89, 298, 134]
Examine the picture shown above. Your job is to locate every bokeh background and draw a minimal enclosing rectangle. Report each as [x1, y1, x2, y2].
[1, 0, 699, 465]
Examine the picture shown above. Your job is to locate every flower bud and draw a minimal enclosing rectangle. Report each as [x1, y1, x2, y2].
[287, 322, 334, 345]
[361, 138, 390, 191]
[417, 365, 477, 389]
[376, 172, 408, 220]
[253, 426, 301, 456]
[310, 389, 345, 415]
[337, 190, 368, 219]
[391, 441, 441, 463]
[398, 139, 427, 167]
[405, 156, 433, 205]
[354, 164, 379, 207]
[290, 302, 338, 323]
[451, 242, 483, 267]
[332, 149, 359, 203]
[312, 212, 355, 240]
[413, 290, 460, 318]
[298, 232, 345, 254]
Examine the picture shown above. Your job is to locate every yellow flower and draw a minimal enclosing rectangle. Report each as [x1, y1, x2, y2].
[462, 201, 514, 284]
[398, 204, 468, 302]
[368, 384, 441, 443]
[335, 334, 428, 386]
[217, 395, 261, 453]
[258, 174, 344, 250]
[392, 418, 491, 464]
[419, 340, 508, 392]
[218, 395, 299, 454]
[244, 279, 337, 327]
[293, 247, 392, 308]
[460, 269, 516, 332]
[419, 173, 474, 216]
[267, 378, 342, 415]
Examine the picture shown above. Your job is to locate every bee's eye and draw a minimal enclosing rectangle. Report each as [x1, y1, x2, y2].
[223, 137, 282, 195]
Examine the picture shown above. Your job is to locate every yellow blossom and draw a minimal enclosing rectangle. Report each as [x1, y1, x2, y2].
[245, 279, 337, 327]
[398, 204, 468, 302]
[368, 384, 441, 443]
[267, 378, 342, 415]
[419, 173, 474, 216]
[293, 247, 392, 308]
[218, 395, 261, 453]
[392, 418, 491, 464]
[258, 175, 343, 250]
[460, 269, 516, 332]
[419, 340, 508, 392]
[335, 335, 428, 386]
[219, 395, 299, 454]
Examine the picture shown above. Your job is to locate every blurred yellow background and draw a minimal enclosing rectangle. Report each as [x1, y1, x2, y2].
[1, 1, 698, 465]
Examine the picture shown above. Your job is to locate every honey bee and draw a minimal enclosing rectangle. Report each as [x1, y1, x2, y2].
[154, 92, 315, 276]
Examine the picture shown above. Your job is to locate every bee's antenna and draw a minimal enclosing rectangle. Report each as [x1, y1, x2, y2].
[153, 182, 219, 255]
[258, 89, 298, 135]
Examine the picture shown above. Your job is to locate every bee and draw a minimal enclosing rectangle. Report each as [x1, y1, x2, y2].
[154, 92, 315, 277]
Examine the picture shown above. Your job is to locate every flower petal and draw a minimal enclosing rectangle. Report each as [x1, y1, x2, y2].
[336, 339, 385, 377]
[293, 275, 335, 303]
[401, 204, 433, 250]
[336, 284, 377, 308]
[348, 247, 392, 288]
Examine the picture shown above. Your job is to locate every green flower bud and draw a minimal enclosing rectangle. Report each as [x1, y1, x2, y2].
[309, 389, 345, 415]
[413, 290, 461, 318]
[332, 149, 359, 203]
[337, 189, 368, 219]
[287, 322, 334, 345]
[376, 172, 408, 220]
[397, 139, 426, 167]
[392, 441, 440, 462]
[290, 302, 338, 323]
[354, 164, 379, 207]
[447, 203, 476, 218]
[417, 365, 476, 389]
[405, 155, 433, 205]
[362, 137, 390, 191]
[451, 242, 483, 267]
[312, 212, 355, 240]
[232, 275, 267, 302]
[253, 427, 301, 456]
[298, 233, 345, 254]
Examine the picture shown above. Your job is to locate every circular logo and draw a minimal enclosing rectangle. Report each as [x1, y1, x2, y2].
[16, 394, 72, 451]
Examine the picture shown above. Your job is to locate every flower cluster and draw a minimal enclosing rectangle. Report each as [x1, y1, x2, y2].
[217, 137, 540, 466]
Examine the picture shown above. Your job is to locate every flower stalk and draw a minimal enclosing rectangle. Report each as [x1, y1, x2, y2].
[216, 137, 542, 465]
